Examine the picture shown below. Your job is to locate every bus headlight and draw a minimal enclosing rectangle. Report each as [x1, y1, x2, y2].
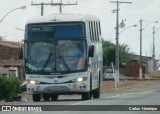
[27, 80, 40, 84]
[73, 77, 87, 83]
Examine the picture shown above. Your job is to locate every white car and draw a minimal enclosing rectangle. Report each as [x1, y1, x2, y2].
[103, 69, 115, 80]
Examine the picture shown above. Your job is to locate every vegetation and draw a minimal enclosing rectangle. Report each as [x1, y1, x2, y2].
[0, 75, 21, 101]
[0, 36, 6, 41]
[102, 40, 133, 67]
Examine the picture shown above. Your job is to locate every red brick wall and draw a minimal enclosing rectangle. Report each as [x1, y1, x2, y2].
[125, 62, 146, 77]
[0, 45, 19, 60]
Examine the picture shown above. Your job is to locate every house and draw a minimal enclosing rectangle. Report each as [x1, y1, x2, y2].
[0, 41, 24, 80]
[125, 54, 156, 77]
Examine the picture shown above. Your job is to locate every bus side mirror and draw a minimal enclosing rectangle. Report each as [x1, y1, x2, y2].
[89, 45, 94, 57]
[19, 46, 23, 59]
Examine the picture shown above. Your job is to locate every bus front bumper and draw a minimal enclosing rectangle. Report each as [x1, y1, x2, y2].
[27, 82, 89, 94]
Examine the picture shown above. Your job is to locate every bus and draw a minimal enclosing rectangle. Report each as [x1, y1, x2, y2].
[22, 13, 103, 101]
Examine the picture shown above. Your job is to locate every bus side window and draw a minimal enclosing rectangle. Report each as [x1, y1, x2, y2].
[89, 21, 93, 42]
[87, 21, 91, 41]
[96, 22, 99, 41]
[93, 21, 97, 42]
[94, 22, 97, 42]
[98, 22, 101, 35]
[91, 21, 94, 42]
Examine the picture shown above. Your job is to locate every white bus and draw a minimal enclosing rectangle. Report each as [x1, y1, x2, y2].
[22, 13, 103, 101]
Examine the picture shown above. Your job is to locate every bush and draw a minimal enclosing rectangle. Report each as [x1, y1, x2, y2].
[0, 75, 21, 101]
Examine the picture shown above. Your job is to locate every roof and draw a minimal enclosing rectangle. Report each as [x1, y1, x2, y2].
[0, 41, 20, 48]
[27, 13, 100, 24]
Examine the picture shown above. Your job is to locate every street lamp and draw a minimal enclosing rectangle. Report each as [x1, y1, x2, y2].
[152, 25, 160, 71]
[0, 5, 26, 23]
[15, 27, 25, 31]
[139, 19, 158, 80]
[119, 24, 137, 34]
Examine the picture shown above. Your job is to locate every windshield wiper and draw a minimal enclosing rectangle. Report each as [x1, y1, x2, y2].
[57, 49, 70, 71]
[59, 56, 70, 71]
[42, 47, 55, 70]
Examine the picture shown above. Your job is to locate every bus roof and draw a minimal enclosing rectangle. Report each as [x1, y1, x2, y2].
[26, 13, 100, 24]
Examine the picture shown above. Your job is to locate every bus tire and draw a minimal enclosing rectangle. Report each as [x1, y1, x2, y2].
[93, 75, 100, 99]
[82, 92, 91, 100]
[93, 86, 100, 99]
[51, 95, 58, 101]
[82, 76, 92, 100]
[32, 94, 41, 102]
[42, 93, 50, 101]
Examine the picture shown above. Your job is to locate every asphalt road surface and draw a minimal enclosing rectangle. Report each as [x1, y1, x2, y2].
[1, 80, 160, 114]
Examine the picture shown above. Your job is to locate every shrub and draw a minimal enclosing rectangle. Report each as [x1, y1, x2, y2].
[0, 75, 21, 101]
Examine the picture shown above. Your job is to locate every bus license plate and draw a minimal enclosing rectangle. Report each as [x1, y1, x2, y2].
[44, 86, 68, 92]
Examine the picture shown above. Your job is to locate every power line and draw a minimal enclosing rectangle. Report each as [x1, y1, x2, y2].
[31, 0, 78, 16]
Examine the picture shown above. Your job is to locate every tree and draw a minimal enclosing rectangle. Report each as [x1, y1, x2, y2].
[102, 40, 115, 66]
[119, 43, 133, 67]
[0, 36, 3, 41]
[0, 36, 6, 41]
[102, 40, 133, 68]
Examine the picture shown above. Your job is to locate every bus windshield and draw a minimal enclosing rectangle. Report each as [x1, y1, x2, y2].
[26, 23, 85, 39]
[25, 40, 87, 73]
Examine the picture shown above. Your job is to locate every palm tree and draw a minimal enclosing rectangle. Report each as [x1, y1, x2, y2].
[102, 40, 132, 67]
[102, 40, 115, 66]
[119, 43, 133, 67]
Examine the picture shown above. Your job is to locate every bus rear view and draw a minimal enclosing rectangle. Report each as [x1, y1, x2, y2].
[22, 13, 103, 101]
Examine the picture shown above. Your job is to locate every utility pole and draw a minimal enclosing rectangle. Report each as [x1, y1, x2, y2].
[152, 26, 155, 59]
[31, 2, 45, 16]
[31, 0, 78, 16]
[110, 1, 132, 87]
[152, 26, 155, 71]
[139, 20, 158, 79]
[139, 19, 143, 79]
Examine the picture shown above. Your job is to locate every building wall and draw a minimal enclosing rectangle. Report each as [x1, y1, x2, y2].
[0, 45, 19, 60]
[129, 54, 154, 73]
[0, 41, 24, 80]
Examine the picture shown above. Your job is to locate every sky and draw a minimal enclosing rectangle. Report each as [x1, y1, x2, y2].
[0, 0, 160, 59]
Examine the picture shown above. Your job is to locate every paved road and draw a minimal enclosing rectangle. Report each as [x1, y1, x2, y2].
[1, 80, 160, 114]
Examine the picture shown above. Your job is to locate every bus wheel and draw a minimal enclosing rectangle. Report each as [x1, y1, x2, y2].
[82, 76, 92, 100]
[93, 76, 100, 99]
[82, 91, 91, 100]
[51, 95, 58, 101]
[32, 94, 41, 102]
[42, 93, 50, 101]
[93, 86, 100, 99]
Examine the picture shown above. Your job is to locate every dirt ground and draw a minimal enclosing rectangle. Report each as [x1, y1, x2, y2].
[101, 79, 158, 91]
[146, 70, 160, 78]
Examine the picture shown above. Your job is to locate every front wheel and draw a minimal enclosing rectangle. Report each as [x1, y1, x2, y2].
[93, 75, 100, 99]
[42, 93, 50, 101]
[32, 94, 41, 102]
[81, 91, 92, 100]
[93, 87, 100, 99]
[82, 76, 92, 100]
[51, 95, 58, 101]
